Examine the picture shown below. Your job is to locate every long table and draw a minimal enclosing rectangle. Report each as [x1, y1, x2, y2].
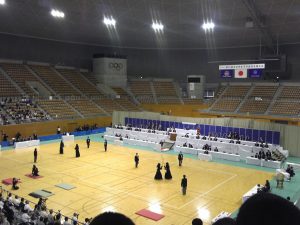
[242, 185, 262, 203]
[14, 140, 40, 149]
[62, 135, 74, 142]
[198, 152, 212, 161]
[246, 157, 282, 169]
[174, 145, 240, 162]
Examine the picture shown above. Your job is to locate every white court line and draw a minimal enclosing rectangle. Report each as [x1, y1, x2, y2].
[178, 173, 238, 209]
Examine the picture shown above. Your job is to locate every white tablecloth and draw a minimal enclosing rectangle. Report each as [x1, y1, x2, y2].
[114, 140, 123, 145]
[14, 140, 40, 149]
[62, 135, 74, 142]
[210, 151, 240, 162]
[211, 211, 231, 224]
[242, 185, 262, 203]
[276, 169, 290, 180]
[198, 153, 212, 161]
[262, 159, 281, 169]
[246, 157, 262, 166]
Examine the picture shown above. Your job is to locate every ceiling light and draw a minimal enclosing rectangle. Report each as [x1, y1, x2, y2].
[202, 21, 215, 31]
[103, 17, 116, 27]
[0, 0, 5, 5]
[51, 9, 65, 18]
[152, 22, 164, 32]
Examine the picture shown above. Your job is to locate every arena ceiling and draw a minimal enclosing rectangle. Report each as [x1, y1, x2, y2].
[0, 0, 299, 49]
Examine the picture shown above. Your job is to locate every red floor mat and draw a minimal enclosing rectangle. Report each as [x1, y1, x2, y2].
[25, 174, 43, 179]
[136, 209, 165, 221]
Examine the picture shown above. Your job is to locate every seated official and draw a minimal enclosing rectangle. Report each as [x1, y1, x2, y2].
[183, 142, 187, 147]
[263, 180, 271, 192]
[125, 134, 129, 139]
[32, 165, 39, 176]
[188, 143, 193, 148]
[204, 150, 209, 154]
[236, 140, 241, 144]
[12, 177, 20, 190]
[202, 136, 207, 140]
[265, 143, 269, 148]
[255, 142, 259, 147]
[196, 135, 200, 139]
[213, 137, 218, 141]
[260, 143, 264, 148]
[119, 136, 123, 141]
[214, 147, 219, 152]
[184, 133, 189, 138]
[229, 139, 234, 144]
[255, 153, 258, 158]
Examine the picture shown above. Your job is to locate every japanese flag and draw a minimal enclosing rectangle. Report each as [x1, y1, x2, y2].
[235, 69, 247, 78]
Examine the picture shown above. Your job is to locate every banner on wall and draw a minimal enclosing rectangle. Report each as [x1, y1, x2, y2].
[219, 64, 265, 79]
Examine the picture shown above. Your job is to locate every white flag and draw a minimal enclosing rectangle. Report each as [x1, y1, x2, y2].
[234, 69, 247, 78]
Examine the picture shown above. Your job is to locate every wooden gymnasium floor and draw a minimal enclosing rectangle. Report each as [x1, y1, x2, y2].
[0, 137, 273, 225]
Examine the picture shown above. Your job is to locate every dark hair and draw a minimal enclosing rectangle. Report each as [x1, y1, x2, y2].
[212, 217, 236, 225]
[236, 193, 300, 225]
[90, 212, 134, 225]
[192, 218, 203, 225]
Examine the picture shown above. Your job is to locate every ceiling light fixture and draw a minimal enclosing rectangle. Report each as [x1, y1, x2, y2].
[103, 17, 116, 27]
[51, 9, 65, 18]
[202, 21, 215, 31]
[0, 0, 5, 5]
[152, 22, 164, 32]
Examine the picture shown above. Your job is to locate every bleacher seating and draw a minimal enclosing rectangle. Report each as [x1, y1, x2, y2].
[222, 86, 250, 97]
[182, 98, 203, 104]
[67, 99, 107, 117]
[153, 81, 181, 104]
[38, 99, 79, 119]
[157, 96, 181, 104]
[239, 99, 270, 114]
[31, 65, 81, 96]
[81, 71, 99, 85]
[270, 101, 300, 115]
[93, 97, 124, 114]
[0, 70, 21, 97]
[249, 86, 278, 98]
[211, 98, 241, 112]
[57, 68, 103, 96]
[279, 86, 300, 99]
[129, 80, 155, 103]
[111, 87, 140, 111]
[0, 63, 52, 96]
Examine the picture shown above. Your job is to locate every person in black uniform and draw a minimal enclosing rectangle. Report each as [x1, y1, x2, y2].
[75, 144, 80, 158]
[59, 140, 64, 154]
[134, 153, 139, 168]
[181, 175, 187, 195]
[12, 177, 20, 190]
[164, 162, 172, 180]
[34, 148, 38, 163]
[154, 163, 163, 180]
[104, 139, 107, 152]
[178, 151, 183, 166]
[86, 136, 91, 149]
[32, 165, 39, 176]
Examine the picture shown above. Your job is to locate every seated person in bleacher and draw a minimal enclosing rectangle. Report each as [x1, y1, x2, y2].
[214, 147, 219, 152]
[265, 142, 269, 148]
[202, 136, 207, 140]
[183, 142, 187, 147]
[188, 143, 193, 148]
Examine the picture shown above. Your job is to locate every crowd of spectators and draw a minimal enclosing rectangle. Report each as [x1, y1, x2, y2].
[0, 97, 50, 124]
[0, 191, 90, 225]
[74, 124, 98, 132]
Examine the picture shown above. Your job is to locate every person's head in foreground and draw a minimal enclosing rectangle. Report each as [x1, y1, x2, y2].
[236, 193, 300, 225]
[90, 212, 135, 225]
[212, 217, 236, 225]
[192, 218, 203, 225]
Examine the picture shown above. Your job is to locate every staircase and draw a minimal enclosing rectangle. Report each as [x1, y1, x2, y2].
[265, 85, 283, 115]
[150, 81, 158, 104]
[235, 84, 256, 113]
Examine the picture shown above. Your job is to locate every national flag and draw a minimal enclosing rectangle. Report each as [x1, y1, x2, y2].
[248, 69, 262, 78]
[220, 69, 234, 78]
[234, 69, 247, 78]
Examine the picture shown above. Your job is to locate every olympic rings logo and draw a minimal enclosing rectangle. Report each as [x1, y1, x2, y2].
[109, 62, 123, 71]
